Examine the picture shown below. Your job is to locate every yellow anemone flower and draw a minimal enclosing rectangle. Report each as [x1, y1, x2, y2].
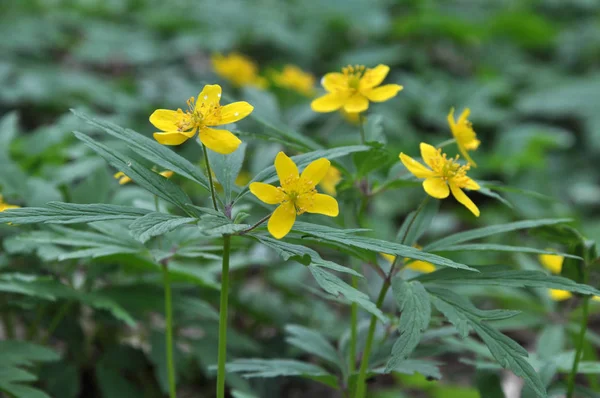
[319, 166, 342, 196]
[114, 170, 174, 185]
[381, 249, 435, 274]
[272, 65, 315, 97]
[448, 108, 481, 167]
[399, 143, 480, 217]
[249, 152, 339, 239]
[211, 53, 267, 89]
[0, 195, 20, 212]
[549, 289, 572, 301]
[311, 64, 403, 113]
[149, 85, 253, 154]
[539, 252, 564, 274]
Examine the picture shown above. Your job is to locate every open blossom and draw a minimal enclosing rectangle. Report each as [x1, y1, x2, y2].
[311, 64, 403, 113]
[400, 143, 480, 217]
[272, 65, 315, 96]
[114, 170, 173, 185]
[0, 195, 19, 213]
[448, 108, 480, 167]
[149, 85, 253, 154]
[250, 152, 339, 239]
[212, 53, 267, 89]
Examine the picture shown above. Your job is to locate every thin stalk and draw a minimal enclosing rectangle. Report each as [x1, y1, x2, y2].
[217, 234, 231, 398]
[349, 278, 358, 376]
[41, 302, 72, 344]
[162, 264, 177, 398]
[1, 306, 15, 340]
[237, 213, 271, 235]
[567, 296, 591, 398]
[154, 195, 160, 212]
[202, 144, 219, 211]
[436, 138, 456, 148]
[358, 114, 366, 144]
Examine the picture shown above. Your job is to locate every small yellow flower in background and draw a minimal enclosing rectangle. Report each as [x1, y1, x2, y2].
[549, 289, 572, 301]
[448, 108, 481, 167]
[400, 143, 480, 217]
[340, 109, 364, 125]
[311, 64, 403, 113]
[235, 171, 252, 187]
[539, 252, 564, 275]
[0, 195, 20, 212]
[150, 84, 253, 154]
[114, 170, 174, 185]
[212, 53, 267, 89]
[381, 249, 435, 273]
[249, 152, 339, 239]
[272, 65, 315, 97]
[319, 166, 342, 196]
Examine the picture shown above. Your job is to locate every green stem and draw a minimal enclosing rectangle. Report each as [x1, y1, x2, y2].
[436, 138, 456, 148]
[567, 296, 591, 398]
[217, 234, 231, 398]
[349, 278, 358, 376]
[41, 302, 72, 344]
[154, 195, 160, 212]
[162, 264, 177, 398]
[1, 305, 15, 340]
[202, 144, 219, 211]
[358, 114, 366, 145]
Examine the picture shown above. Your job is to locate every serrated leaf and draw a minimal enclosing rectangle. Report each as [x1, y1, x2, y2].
[197, 215, 249, 236]
[424, 218, 572, 251]
[224, 359, 337, 388]
[385, 279, 430, 371]
[373, 359, 442, 379]
[309, 267, 385, 322]
[285, 325, 342, 369]
[72, 110, 210, 190]
[208, 142, 246, 203]
[432, 244, 581, 259]
[129, 212, 197, 243]
[292, 222, 476, 271]
[0, 202, 150, 224]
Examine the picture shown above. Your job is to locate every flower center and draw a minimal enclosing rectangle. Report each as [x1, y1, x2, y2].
[431, 149, 471, 182]
[342, 65, 366, 90]
[175, 96, 224, 131]
[278, 177, 317, 214]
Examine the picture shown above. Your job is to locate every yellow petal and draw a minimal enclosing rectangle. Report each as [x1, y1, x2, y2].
[0, 203, 20, 212]
[159, 171, 174, 179]
[299, 193, 339, 216]
[319, 166, 342, 196]
[311, 93, 346, 113]
[447, 107, 456, 130]
[539, 253, 564, 274]
[301, 158, 330, 186]
[149, 109, 184, 131]
[462, 177, 480, 190]
[249, 182, 284, 205]
[268, 202, 296, 239]
[407, 260, 436, 273]
[423, 178, 450, 199]
[359, 64, 390, 90]
[114, 172, 132, 185]
[450, 182, 480, 217]
[218, 101, 254, 125]
[381, 253, 396, 264]
[322, 72, 347, 92]
[198, 127, 241, 154]
[549, 289, 572, 301]
[363, 84, 403, 102]
[153, 130, 194, 146]
[399, 153, 435, 178]
[274, 152, 299, 186]
[593, 296, 600, 302]
[419, 143, 440, 169]
[458, 108, 471, 124]
[459, 146, 478, 168]
[196, 84, 222, 109]
[343, 94, 369, 113]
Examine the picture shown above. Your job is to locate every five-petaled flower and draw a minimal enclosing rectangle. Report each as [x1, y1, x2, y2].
[272, 65, 315, 97]
[149, 85, 253, 154]
[311, 64, 403, 113]
[249, 152, 339, 239]
[212, 53, 267, 89]
[448, 108, 480, 167]
[400, 143, 480, 217]
[114, 170, 174, 185]
[0, 195, 19, 213]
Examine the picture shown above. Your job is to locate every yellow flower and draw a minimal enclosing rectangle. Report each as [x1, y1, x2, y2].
[549, 289, 572, 301]
[319, 166, 342, 196]
[212, 53, 267, 89]
[272, 65, 315, 96]
[399, 143, 480, 217]
[448, 108, 481, 167]
[311, 64, 403, 113]
[249, 152, 339, 239]
[381, 249, 436, 273]
[149, 85, 253, 154]
[539, 252, 564, 274]
[0, 195, 20, 212]
[114, 170, 174, 185]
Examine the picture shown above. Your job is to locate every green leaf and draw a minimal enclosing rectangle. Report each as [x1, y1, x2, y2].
[309, 266, 385, 322]
[0, 111, 18, 152]
[396, 197, 439, 246]
[353, 147, 394, 178]
[74, 132, 195, 215]
[373, 359, 441, 380]
[197, 214, 250, 236]
[129, 212, 197, 243]
[236, 145, 370, 201]
[72, 110, 210, 190]
[432, 244, 581, 259]
[285, 325, 342, 369]
[0, 202, 150, 224]
[224, 359, 338, 389]
[424, 218, 572, 251]
[385, 279, 430, 371]
[208, 142, 246, 203]
[415, 266, 600, 296]
[292, 222, 476, 271]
